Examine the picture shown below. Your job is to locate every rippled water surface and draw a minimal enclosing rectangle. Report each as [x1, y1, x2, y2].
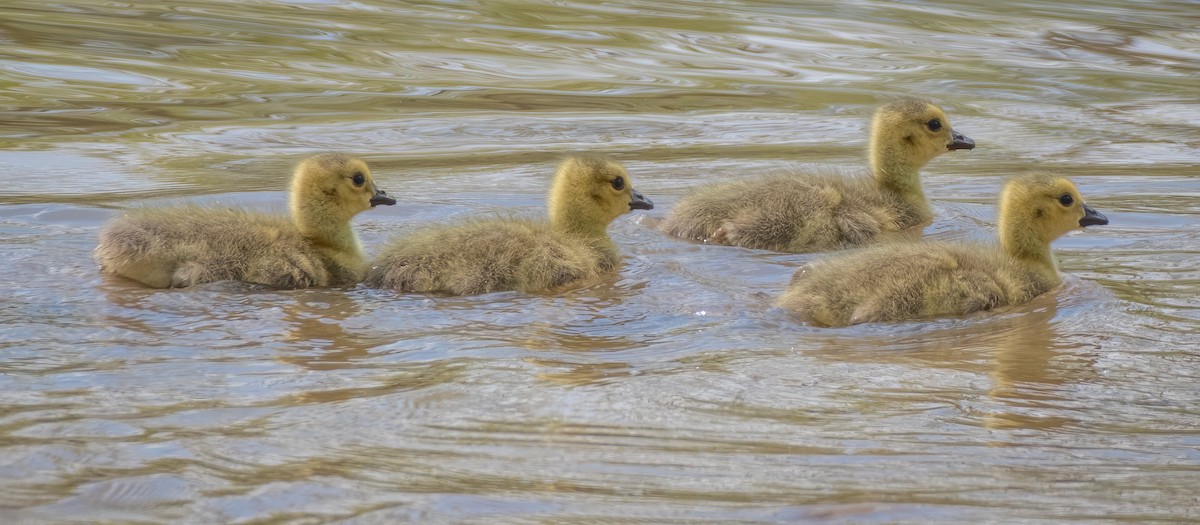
[2, 0, 1198, 522]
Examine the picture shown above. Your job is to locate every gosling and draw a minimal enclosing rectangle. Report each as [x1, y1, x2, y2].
[95, 153, 396, 288]
[364, 155, 653, 295]
[660, 98, 974, 252]
[776, 173, 1108, 326]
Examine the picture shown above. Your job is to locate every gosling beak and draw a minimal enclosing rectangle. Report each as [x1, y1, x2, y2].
[629, 188, 654, 210]
[1079, 203, 1108, 227]
[948, 129, 975, 150]
[369, 185, 396, 207]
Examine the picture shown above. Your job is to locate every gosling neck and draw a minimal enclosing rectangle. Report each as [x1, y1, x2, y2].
[550, 207, 612, 241]
[999, 215, 1060, 279]
[291, 197, 363, 256]
[553, 212, 619, 267]
[870, 144, 932, 220]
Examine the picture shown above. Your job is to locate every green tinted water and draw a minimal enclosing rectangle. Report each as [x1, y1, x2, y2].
[1, 0, 1198, 522]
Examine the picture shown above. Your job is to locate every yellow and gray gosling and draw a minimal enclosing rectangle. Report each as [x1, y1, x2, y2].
[95, 153, 395, 288]
[661, 98, 974, 252]
[364, 155, 652, 295]
[777, 173, 1108, 326]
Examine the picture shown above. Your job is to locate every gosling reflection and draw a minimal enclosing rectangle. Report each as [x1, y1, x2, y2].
[96, 279, 268, 338]
[981, 300, 1084, 431]
[517, 315, 652, 388]
[96, 280, 166, 337]
[276, 291, 467, 405]
[988, 303, 1060, 391]
[531, 359, 637, 387]
[276, 290, 374, 371]
[807, 295, 1096, 432]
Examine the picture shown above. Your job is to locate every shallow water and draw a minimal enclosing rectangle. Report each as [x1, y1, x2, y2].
[2, 0, 1199, 522]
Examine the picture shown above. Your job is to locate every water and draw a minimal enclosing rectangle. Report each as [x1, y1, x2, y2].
[2, 0, 1198, 522]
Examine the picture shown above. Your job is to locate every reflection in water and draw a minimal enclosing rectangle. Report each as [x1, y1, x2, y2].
[277, 292, 371, 370]
[806, 288, 1101, 432]
[530, 358, 635, 387]
[274, 292, 472, 405]
[980, 301, 1082, 431]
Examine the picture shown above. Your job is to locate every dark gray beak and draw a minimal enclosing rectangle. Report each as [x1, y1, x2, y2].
[370, 184, 396, 207]
[1079, 203, 1108, 227]
[629, 188, 654, 210]
[948, 129, 975, 150]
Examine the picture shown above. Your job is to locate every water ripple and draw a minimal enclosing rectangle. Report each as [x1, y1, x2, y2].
[1, 0, 1198, 522]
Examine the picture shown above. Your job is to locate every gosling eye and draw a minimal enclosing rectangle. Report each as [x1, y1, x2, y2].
[611, 176, 625, 191]
[926, 118, 942, 132]
[351, 172, 365, 187]
[1058, 193, 1074, 207]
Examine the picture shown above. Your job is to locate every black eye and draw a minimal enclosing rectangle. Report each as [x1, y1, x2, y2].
[926, 119, 942, 132]
[611, 176, 625, 191]
[352, 172, 365, 187]
[1058, 193, 1074, 206]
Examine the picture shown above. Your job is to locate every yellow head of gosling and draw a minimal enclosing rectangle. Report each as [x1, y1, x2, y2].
[547, 155, 653, 237]
[999, 172, 1108, 271]
[869, 97, 974, 188]
[288, 153, 396, 241]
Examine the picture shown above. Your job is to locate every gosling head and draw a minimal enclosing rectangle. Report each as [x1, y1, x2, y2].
[869, 98, 974, 179]
[999, 173, 1108, 247]
[547, 154, 653, 237]
[289, 153, 396, 224]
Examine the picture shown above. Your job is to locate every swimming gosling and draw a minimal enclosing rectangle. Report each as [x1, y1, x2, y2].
[364, 155, 653, 295]
[777, 173, 1108, 326]
[661, 98, 974, 252]
[95, 153, 396, 288]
